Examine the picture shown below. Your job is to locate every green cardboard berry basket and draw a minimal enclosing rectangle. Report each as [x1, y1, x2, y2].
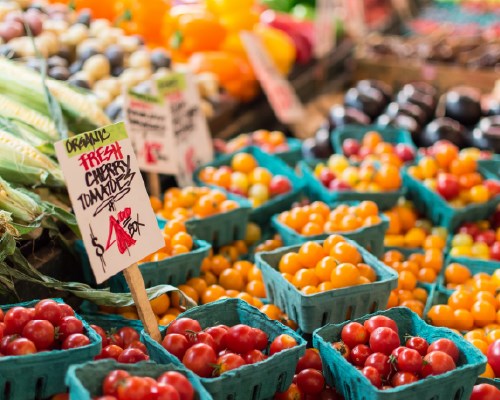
[313, 307, 487, 400]
[478, 157, 500, 180]
[75, 238, 211, 292]
[157, 192, 252, 249]
[476, 377, 500, 390]
[255, 238, 399, 334]
[194, 146, 305, 227]
[216, 137, 302, 167]
[331, 125, 416, 157]
[299, 160, 404, 211]
[402, 168, 500, 233]
[81, 311, 145, 333]
[142, 298, 306, 400]
[271, 209, 389, 258]
[0, 298, 101, 400]
[66, 359, 212, 400]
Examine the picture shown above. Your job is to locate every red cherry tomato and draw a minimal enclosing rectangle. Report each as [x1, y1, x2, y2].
[391, 372, 418, 387]
[244, 349, 267, 364]
[470, 383, 500, 400]
[162, 333, 190, 360]
[22, 320, 55, 350]
[253, 328, 269, 351]
[396, 348, 423, 375]
[6, 337, 36, 355]
[275, 383, 304, 400]
[157, 371, 194, 400]
[103, 369, 130, 396]
[270, 334, 298, 355]
[118, 327, 140, 348]
[341, 322, 368, 349]
[117, 348, 148, 364]
[98, 344, 124, 360]
[351, 344, 372, 367]
[487, 339, 500, 377]
[427, 339, 459, 363]
[154, 383, 180, 400]
[364, 316, 398, 334]
[108, 332, 124, 348]
[186, 331, 217, 350]
[91, 324, 108, 347]
[331, 341, 350, 361]
[127, 340, 148, 354]
[58, 316, 84, 340]
[116, 376, 155, 400]
[369, 327, 400, 355]
[4, 306, 32, 335]
[34, 300, 62, 326]
[364, 352, 391, 379]
[226, 325, 257, 354]
[405, 336, 429, 356]
[215, 353, 246, 376]
[296, 368, 325, 395]
[361, 366, 381, 388]
[58, 303, 75, 319]
[204, 325, 228, 352]
[421, 351, 456, 377]
[62, 333, 90, 350]
[296, 348, 322, 372]
[166, 318, 201, 336]
[182, 343, 217, 377]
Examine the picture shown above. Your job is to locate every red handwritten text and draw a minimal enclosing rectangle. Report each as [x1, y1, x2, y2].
[78, 142, 124, 171]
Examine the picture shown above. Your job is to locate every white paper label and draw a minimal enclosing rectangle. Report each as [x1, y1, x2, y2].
[55, 122, 164, 284]
[314, 0, 338, 58]
[156, 72, 214, 187]
[124, 89, 178, 175]
[241, 31, 305, 125]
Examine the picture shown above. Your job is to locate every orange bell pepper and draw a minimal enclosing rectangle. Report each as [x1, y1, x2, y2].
[189, 52, 258, 102]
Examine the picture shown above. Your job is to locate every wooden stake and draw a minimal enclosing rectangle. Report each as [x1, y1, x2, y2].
[148, 173, 161, 198]
[123, 263, 162, 342]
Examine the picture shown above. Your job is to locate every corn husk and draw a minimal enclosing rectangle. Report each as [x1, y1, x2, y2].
[0, 177, 43, 224]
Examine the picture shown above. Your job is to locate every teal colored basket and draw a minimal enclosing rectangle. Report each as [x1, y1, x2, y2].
[194, 146, 305, 226]
[255, 238, 399, 333]
[271, 208, 389, 258]
[142, 298, 306, 400]
[157, 192, 252, 248]
[66, 359, 212, 400]
[299, 160, 404, 211]
[403, 168, 500, 233]
[81, 311, 145, 332]
[331, 125, 416, 157]
[476, 377, 500, 390]
[313, 307, 487, 400]
[0, 299, 101, 400]
[478, 157, 500, 180]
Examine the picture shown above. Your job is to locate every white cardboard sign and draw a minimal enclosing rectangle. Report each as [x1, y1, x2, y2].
[124, 89, 177, 175]
[241, 31, 305, 125]
[55, 122, 164, 284]
[314, 0, 338, 58]
[156, 72, 214, 186]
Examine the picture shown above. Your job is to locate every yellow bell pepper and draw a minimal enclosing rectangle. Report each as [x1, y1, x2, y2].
[253, 24, 296, 76]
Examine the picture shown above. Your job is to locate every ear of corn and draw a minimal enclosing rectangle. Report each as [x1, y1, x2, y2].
[0, 95, 59, 141]
[0, 58, 110, 134]
[0, 177, 43, 224]
[0, 130, 64, 187]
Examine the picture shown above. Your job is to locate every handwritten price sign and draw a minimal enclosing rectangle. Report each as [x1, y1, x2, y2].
[124, 90, 177, 175]
[156, 72, 214, 186]
[241, 32, 304, 125]
[55, 122, 164, 284]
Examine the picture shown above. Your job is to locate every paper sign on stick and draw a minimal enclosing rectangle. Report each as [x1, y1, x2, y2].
[241, 32, 305, 125]
[156, 72, 214, 187]
[55, 122, 165, 285]
[314, 0, 338, 58]
[124, 89, 177, 176]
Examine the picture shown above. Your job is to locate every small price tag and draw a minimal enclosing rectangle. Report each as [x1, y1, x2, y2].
[156, 72, 214, 187]
[241, 31, 305, 125]
[55, 122, 164, 284]
[124, 89, 177, 175]
[314, 0, 338, 58]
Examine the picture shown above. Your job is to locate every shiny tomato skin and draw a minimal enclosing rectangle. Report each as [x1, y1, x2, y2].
[97, 344, 124, 360]
[91, 325, 108, 347]
[470, 383, 500, 400]
[22, 320, 55, 351]
[118, 327, 140, 348]
[350, 344, 372, 367]
[166, 318, 201, 336]
[226, 325, 256, 354]
[58, 303, 75, 319]
[204, 326, 228, 352]
[421, 351, 456, 377]
[116, 376, 155, 400]
[296, 348, 322, 372]
[296, 368, 325, 395]
[244, 349, 268, 364]
[103, 369, 130, 396]
[182, 343, 217, 377]
[127, 340, 147, 353]
[186, 331, 216, 350]
[62, 333, 90, 350]
[157, 371, 195, 400]
[391, 372, 418, 387]
[341, 322, 368, 349]
[58, 316, 84, 340]
[117, 348, 148, 364]
[162, 333, 190, 360]
[274, 383, 304, 400]
[253, 328, 269, 351]
[361, 366, 382, 388]
[369, 327, 400, 355]
[215, 353, 245, 376]
[5, 337, 36, 355]
[108, 333, 124, 348]
[364, 352, 391, 379]
[270, 334, 298, 355]
[487, 339, 500, 377]
[396, 348, 423, 375]
[405, 337, 429, 356]
[427, 339, 459, 363]
[34, 300, 62, 326]
[364, 316, 398, 334]
[4, 307, 32, 335]
[154, 383, 180, 400]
